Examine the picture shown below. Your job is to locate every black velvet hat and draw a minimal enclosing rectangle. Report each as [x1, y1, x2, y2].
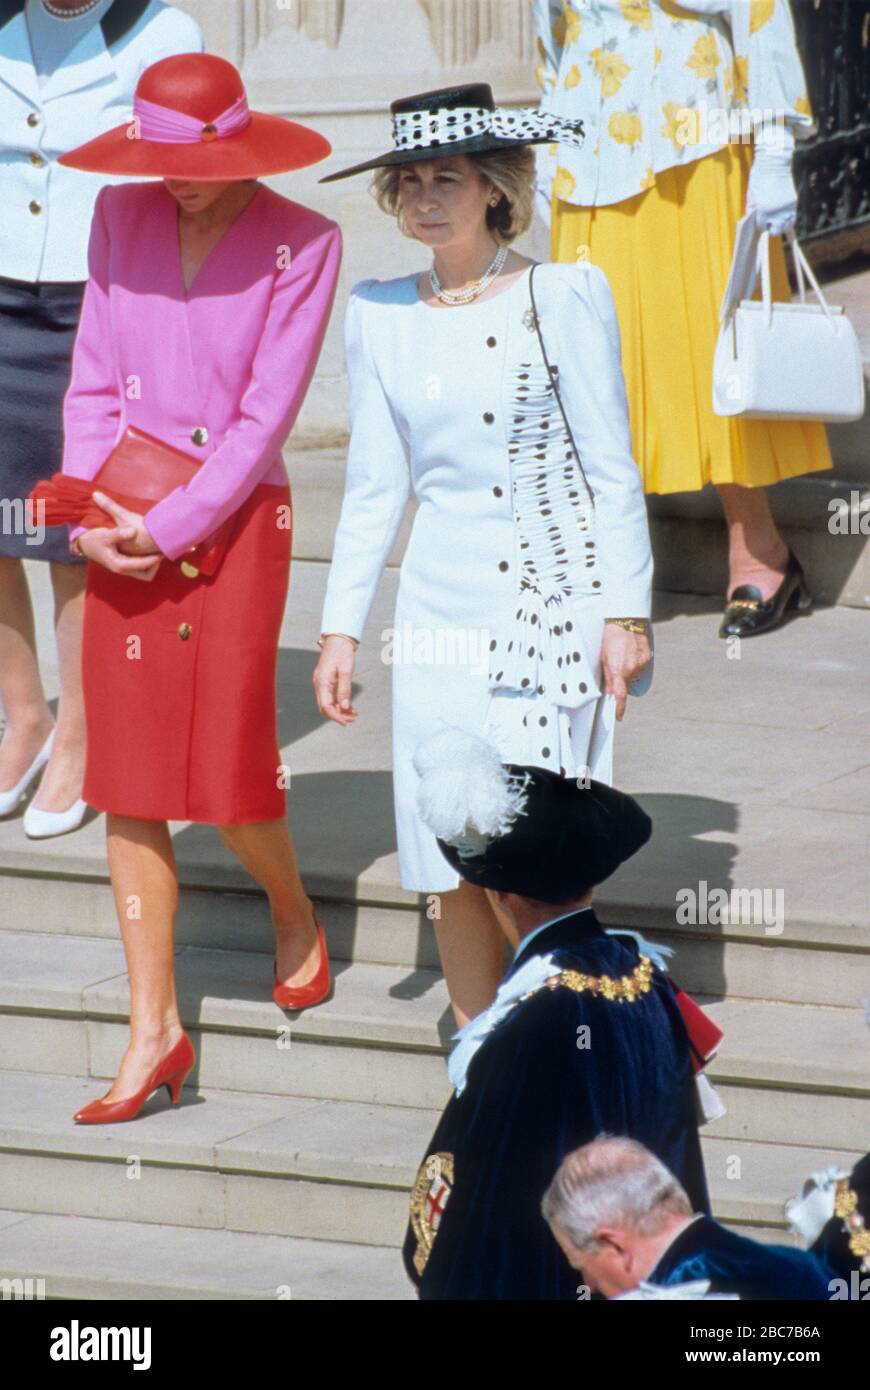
[413, 729, 652, 901]
[318, 82, 584, 183]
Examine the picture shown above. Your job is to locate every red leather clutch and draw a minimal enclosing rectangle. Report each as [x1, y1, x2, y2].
[29, 425, 235, 578]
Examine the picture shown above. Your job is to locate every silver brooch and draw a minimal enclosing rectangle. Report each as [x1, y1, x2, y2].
[522, 307, 538, 332]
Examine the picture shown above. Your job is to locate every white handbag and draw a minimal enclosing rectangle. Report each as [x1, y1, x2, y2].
[713, 228, 866, 422]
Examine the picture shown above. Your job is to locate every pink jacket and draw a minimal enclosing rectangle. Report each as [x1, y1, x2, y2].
[63, 180, 342, 559]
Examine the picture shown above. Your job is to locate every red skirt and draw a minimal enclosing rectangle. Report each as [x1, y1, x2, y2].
[82, 482, 291, 823]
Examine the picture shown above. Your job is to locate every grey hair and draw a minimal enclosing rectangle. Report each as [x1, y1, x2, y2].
[541, 1136, 692, 1251]
[370, 146, 537, 244]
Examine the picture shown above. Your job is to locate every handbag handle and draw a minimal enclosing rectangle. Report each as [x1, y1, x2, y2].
[786, 230, 837, 320]
[754, 230, 837, 328]
[528, 263, 596, 510]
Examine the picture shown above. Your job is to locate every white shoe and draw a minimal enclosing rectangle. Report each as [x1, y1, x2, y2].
[24, 796, 90, 840]
[0, 730, 55, 817]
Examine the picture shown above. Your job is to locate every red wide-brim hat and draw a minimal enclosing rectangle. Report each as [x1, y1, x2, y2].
[59, 53, 331, 181]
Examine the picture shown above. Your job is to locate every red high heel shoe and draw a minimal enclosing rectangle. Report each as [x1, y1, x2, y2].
[272, 914, 331, 1010]
[73, 1033, 196, 1125]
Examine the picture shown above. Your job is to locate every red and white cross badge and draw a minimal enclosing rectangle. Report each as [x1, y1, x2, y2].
[410, 1151, 455, 1275]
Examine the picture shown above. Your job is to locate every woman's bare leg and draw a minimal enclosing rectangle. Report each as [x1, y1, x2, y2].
[218, 818, 321, 987]
[433, 879, 511, 1029]
[0, 557, 54, 792]
[718, 483, 790, 600]
[101, 814, 183, 1102]
[31, 562, 87, 811]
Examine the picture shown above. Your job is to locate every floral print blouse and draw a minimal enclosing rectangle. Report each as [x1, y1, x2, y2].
[531, 0, 813, 207]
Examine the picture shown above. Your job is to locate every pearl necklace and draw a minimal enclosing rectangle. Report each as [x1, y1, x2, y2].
[41, 0, 103, 17]
[429, 244, 509, 306]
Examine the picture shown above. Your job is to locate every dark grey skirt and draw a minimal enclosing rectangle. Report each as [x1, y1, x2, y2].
[0, 275, 87, 564]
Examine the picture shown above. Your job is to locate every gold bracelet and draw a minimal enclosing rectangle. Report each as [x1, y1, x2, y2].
[605, 618, 650, 636]
[317, 632, 359, 650]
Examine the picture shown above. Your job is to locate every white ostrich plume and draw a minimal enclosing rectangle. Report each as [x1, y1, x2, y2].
[413, 728, 530, 851]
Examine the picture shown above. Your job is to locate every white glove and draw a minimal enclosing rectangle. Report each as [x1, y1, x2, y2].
[746, 123, 798, 236]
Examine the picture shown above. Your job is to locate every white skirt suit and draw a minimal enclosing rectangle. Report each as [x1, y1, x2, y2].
[321, 261, 652, 892]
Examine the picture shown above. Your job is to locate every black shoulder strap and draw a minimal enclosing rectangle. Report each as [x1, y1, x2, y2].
[101, 0, 153, 48]
[528, 262, 595, 510]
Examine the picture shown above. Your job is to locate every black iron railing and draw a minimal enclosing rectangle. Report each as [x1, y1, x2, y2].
[792, 0, 870, 245]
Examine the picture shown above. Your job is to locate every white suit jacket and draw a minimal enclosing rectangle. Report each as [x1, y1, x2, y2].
[322, 261, 653, 642]
[0, 0, 202, 282]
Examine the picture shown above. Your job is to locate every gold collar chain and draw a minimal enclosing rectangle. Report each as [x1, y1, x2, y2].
[834, 1180, 870, 1271]
[520, 953, 654, 1006]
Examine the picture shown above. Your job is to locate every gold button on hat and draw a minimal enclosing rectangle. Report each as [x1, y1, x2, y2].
[177, 622, 192, 640]
[28, 153, 44, 167]
[191, 427, 209, 446]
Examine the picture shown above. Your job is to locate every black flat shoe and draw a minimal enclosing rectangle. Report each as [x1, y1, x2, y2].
[719, 550, 811, 639]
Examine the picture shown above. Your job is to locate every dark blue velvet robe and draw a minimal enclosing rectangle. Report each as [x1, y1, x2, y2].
[649, 1216, 836, 1300]
[402, 909, 709, 1300]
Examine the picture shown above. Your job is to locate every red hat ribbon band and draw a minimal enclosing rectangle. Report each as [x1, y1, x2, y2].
[131, 92, 252, 145]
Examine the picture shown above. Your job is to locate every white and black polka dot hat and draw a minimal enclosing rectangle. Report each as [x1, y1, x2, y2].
[319, 81, 584, 183]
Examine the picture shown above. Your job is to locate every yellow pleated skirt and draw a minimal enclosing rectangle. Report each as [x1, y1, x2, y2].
[551, 144, 832, 495]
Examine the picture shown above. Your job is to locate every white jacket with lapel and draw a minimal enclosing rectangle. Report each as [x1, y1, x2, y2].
[0, 0, 203, 281]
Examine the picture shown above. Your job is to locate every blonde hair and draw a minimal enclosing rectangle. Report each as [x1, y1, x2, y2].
[371, 146, 537, 244]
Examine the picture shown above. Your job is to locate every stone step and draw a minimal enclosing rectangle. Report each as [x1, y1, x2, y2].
[0, 874, 438, 975]
[0, 1072, 858, 1247]
[0, 1204, 793, 1305]
[0, 1208, 413, 1301]
[0, 928, 455, 1110]
[0, 1072, 431, 1248]
[705, 1081, 867, 1155]
[623, 930, 869, 1011]
[700, 1135, 863, 1233]
[0, 932, 866, 1145]
[1, 865, 867, 1006]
